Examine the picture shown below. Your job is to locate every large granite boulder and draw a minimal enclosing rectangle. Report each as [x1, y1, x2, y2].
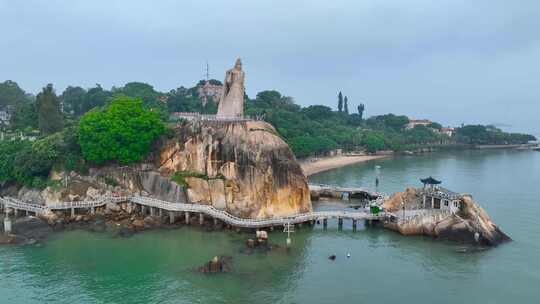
[158, 120, 312, 219]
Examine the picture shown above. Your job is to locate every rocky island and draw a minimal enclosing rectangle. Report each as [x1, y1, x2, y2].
[0, 59, 508, 249]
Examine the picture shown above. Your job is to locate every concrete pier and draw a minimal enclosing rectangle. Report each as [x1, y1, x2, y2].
[185, 211, 190, 224]
[71, 208, 75, 217]
[323, 218, 328, 229]
[338, 217, 343, 230]
[158, 208, 163, 218]
[213, 217, 218, 226]
[199, 213, 204, 225]
[150, 207, 155, 217]
[352, 219, 357, 231]
[141, 205, 146, 215]
[3, 216, 12, 234]
[169, 211, 175, 224]
[91, 207, 95, 215]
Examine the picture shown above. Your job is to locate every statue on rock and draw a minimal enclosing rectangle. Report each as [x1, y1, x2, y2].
[217, 58, 245, 118]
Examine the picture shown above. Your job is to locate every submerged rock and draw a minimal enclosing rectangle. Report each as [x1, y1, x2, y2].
[6, 216, 53, 244]
[197, 256, 233, 273]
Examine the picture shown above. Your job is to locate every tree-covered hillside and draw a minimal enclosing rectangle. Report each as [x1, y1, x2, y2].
[0, 78, 536, 188]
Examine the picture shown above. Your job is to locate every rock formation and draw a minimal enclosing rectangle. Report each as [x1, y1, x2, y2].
[216, 58, 245, 117]
[11, 119, 311, 220]
[158, 120, 312, 219]
[383, 188, 510, 246]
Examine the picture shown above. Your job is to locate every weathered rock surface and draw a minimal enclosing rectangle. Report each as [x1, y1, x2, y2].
[3, 216, 54, 244]
[7, 120, 311, 220]
[384, 189, 510, 246]
[158, 121, 312, 219]
[382, 187, 423, 212]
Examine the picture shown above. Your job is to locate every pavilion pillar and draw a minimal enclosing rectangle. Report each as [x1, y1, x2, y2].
[213, 217, 218, 227]
[150, 207, 155, 217]
[71, 208, 75, 217]
[431, 197, 435, 209]
[352, 219, 357, 231]
[185, 211, 190, 224]
[141, 205, 146, 215]
[199, 213, 204, 225]
[91, 207, 95, 215]
[159, 208, 163, 218]
[423, 195, 426, 208]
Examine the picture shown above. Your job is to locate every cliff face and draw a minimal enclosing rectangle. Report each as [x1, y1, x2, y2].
[11, 120, 311, 220]
[156, 120, 312, 219]
[383, 188, 510, 246]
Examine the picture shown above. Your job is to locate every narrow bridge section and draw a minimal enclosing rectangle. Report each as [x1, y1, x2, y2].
[1, 196, 394, 229]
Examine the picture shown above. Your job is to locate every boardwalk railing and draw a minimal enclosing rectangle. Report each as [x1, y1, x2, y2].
[1, 195, 395, 229]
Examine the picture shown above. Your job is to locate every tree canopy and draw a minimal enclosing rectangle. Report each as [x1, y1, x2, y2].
[78, 96, 165, 165]
[36, 84, 63, 135]
[0, 80, 30, 107]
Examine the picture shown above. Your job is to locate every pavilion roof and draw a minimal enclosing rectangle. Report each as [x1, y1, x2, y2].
[421, 176, 442, 185]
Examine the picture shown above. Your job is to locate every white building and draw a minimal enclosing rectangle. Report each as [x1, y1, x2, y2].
[0, 110, 11, 127]
[406, 119, 432, 130]
[420, 177, 462, 213]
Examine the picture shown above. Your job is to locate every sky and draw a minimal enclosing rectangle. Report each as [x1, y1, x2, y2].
[1, 0, 539, 134]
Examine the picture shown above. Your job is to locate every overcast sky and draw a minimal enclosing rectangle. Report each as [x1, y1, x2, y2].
[1, 0, 539, 133]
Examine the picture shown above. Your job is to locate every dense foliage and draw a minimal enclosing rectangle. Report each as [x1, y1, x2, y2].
[0, 79, 536, 190]
[36, 84, 63, 135]
[454, 125, 536, 145]
[78, 96, 165, 165]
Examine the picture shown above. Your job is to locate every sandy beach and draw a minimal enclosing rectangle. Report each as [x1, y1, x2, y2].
[300, 155, 389, 176]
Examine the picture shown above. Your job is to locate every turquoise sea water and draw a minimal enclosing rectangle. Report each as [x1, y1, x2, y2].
[1, 149, 539, 303]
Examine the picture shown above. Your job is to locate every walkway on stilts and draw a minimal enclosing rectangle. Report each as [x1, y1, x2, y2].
[0, 195, 396, 229]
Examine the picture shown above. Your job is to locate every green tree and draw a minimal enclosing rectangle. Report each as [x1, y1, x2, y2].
[0, 80, 29, 107]
[357, 103, 365, 120]
[0, 140, 31, 184]
[81, 84, 111, 115]
[36, 84, 63, 135]
[10, 102, 38, 130]
[338, 91, 343, 112]
[344, 96, 349, 114]
[78, 96, 165, 165]
[114, 82, 161, 108]
[61, 86, 86, 115]
[362, 132, 386, 153]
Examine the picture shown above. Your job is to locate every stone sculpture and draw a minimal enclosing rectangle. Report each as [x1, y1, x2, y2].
[217, 58, 245, 117]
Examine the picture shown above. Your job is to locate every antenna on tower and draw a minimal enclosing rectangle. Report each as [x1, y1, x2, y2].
[205, 61, 210, 82]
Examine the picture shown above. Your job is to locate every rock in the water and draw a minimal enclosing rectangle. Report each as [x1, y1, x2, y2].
[383, 189, 510, 246]
[132, 219, 145, 230]
[11, 216, 53, 243]
[197, 256, 233, 273]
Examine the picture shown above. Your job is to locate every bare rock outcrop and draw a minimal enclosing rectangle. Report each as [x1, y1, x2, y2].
[384, 189, 510, 246]
[158, 120, 312, 219]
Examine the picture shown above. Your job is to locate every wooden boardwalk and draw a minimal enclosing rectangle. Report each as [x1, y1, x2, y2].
[0, 196, 394, 229]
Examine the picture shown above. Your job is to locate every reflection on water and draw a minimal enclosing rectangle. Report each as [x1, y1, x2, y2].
[1, 150, 539, 303]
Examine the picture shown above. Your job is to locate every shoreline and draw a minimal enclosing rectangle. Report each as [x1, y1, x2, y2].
[300, 154, 390, 177]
